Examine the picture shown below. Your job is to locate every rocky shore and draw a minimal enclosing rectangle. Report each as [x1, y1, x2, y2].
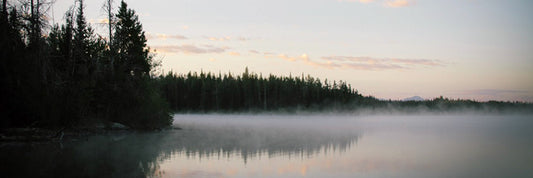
[0, 122, 132, 143]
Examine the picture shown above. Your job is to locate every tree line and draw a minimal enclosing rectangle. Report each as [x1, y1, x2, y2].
[1, 0, 171, 129]
[383, 96, 532, 114]
[157, 68, 377, 112]
[156, 69, 532, 113]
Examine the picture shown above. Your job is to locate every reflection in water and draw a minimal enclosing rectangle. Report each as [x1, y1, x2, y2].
[1, 132, 171, 177]
[2, 114, 533, 178]
[163, 116, 360, 164]
[0, 114, 361, 177]
[160, 114, 363, 177]
[164, 129, 358, 164]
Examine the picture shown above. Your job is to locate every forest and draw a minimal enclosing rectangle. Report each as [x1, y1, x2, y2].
[158, 68, 375, 112]
[1, 0, 531, 130]
[157, 70, 533, 114]
[1, 0, 171, 129]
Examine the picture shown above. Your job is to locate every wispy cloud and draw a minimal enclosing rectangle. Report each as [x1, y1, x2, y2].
[389, 58, 443, 66]
[249, 50, 260, 54]
[206, 36, 250, 42]
[237, 37, 250, 41]
[337, 0, 414, 8]
[265, 54, 443, 70]
[207, 36, 231, 41]
[146, 33, 187, 40]
[228, 52, 241, 56]
[278, 54, 300, 62]
[152, 44, 229, 54]
[337, 0, 374, 3]
[264, 52, 276, 56]
[323, 56, 444, 69]
[384, 0, 414, 8]
[265, 53, 338, 69]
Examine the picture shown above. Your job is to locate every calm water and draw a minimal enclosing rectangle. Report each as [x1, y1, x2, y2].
[1, 114, 533, 177]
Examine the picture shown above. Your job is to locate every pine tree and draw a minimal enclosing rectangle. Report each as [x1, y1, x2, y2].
[73, 0, 93, 77]
[103, 0, 115, 73]
[114, 0, 150, 78]
[109, 0, 170, 129]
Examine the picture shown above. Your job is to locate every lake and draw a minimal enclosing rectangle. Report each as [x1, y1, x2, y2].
[2, 114, 533, 177]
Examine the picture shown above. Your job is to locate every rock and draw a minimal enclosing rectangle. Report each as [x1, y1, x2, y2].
[95, 123, 106, 129]
[110, 123, 129, 130]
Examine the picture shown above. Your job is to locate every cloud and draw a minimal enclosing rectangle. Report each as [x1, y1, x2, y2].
[321, 56, 444, 70]
[249, 50, 260, 54]
[228, 52, 241, 56]
[301, 54, 341, 69]
[268, 54, 443, 70]
[337, 0, 414, 8]
[278, 54, 300, 62]
[266, 53, 339, 69]
[207, 36, 232, 41]
[263, 52, 277, 58]
[384, 0, 413, 8]
[337, 0, 374, 3]
[206, 36, 250, 42]
[237, 37, 250, 41]
[146, 33, 187, 40]
[152, 44, 229, 54]
[390, 58, 443, 66]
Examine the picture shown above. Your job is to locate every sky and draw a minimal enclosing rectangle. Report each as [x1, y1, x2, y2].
[49, 0, 533, 102]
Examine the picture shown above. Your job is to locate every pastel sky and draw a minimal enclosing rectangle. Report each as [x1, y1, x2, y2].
[50, 0, 533, 102]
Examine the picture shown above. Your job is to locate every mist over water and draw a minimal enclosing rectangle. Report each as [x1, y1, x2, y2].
[171, 114, 361, 160]
[2, 114, 533, 177]
[167, 114, 533, 177]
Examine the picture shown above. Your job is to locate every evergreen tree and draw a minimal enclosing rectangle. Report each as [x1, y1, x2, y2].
[102, 0, 115, 73]
[108, 0, 171, 129]
[114, 0, 150, 78]
[1, 0, 171, 129]
[0, 0, 11, 127]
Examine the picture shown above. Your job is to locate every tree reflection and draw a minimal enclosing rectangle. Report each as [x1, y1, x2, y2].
[1, 127, 359, 177]
[161, 126, 360, 164]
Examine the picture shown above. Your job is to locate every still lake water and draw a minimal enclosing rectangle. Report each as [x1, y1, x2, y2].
[2, 114, 533, 177]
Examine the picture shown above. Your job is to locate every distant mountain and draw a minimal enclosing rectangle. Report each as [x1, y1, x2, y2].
[403, 96, 425, 101]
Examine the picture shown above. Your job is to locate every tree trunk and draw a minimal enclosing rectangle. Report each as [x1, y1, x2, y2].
[106, 0, 114, 74]
[2, 0, 7, 18]
[31, 0, 34, 40]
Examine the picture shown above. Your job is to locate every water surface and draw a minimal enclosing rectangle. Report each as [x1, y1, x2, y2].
[1, 114, 532, 177]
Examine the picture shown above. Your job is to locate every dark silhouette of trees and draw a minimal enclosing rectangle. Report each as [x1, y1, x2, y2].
[102, 0, 114, 70]
[157, 68, 374, 112]
[1, 0, 171, 130]
[157, 68, 532, 113]
[106, 1, 171, 129]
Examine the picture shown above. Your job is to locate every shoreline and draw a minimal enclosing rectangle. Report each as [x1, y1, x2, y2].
[0, 124, 183, 144]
